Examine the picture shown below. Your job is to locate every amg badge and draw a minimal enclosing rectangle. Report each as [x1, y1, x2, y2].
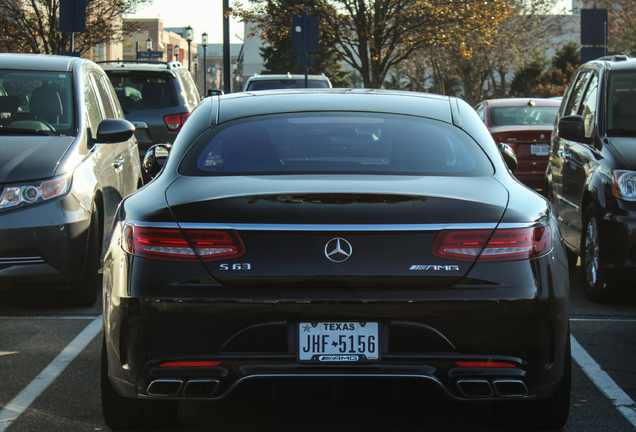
[409, 265, 460, 271]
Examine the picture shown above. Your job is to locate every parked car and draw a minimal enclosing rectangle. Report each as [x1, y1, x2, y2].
[100, 61, 202, 162]
[0, 53, 143, 306]
[243, 73, 332, 91]
[475, 98, 561, 193]
[101, 89, 570, 430]
[546, 54, 636, 301]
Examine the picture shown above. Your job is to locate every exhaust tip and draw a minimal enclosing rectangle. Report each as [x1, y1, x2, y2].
[182, 379, 219, 398]
[492, 379, 529, 397]
[147, 379, 184, 397]
[456, 379, 494, 398]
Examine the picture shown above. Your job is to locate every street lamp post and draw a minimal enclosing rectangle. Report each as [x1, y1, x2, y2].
[146, 37, 152, 59]
[193, 54, 199, 89]
[201, 32, 208, 96]
[185, 25, 193, 71]
[174, 45, 179, 62]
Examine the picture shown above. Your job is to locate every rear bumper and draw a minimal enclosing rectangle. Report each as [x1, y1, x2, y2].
[104, 292, 568, 403]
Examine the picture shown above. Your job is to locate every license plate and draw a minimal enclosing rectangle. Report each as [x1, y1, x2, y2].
[531, 144, 549, 156]
[298, 322, 380, 362]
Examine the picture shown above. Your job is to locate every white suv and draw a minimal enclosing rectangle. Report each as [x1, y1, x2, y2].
[243, 73, 332, 91]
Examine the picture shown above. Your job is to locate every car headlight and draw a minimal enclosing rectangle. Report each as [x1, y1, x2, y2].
[0, 175, 71, 211]
[613, 170, 636, 200]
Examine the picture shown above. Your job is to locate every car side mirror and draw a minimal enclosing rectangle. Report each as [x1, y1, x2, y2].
[143, 143, 172, 179]
[499, 143, 518, 173]
[207, 89, 224, 96]
[557, 115, 588, 143]
[96, 119, 135, 144]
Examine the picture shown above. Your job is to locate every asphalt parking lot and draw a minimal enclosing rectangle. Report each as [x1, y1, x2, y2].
[1, 265, 635, 431]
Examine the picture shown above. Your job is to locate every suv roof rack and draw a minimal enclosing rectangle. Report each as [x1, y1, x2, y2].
[598, 55, 629, 62]
[97, 60, 184, 70]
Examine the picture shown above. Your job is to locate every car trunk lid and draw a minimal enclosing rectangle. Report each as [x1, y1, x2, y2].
[165, 175, 510, 285]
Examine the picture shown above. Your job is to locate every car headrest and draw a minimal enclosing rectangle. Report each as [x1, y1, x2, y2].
[30, 87, 63, 118]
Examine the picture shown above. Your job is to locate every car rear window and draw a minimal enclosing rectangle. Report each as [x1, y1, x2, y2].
[106, 73, 178, 110]
[490, 106, 558, 126]
[247, 79, 331, 91]
[180, 113, 493, 176]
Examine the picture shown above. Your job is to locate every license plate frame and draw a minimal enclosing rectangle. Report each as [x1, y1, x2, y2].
[530, 144, 550, 156]
[297, 322, 380, 363]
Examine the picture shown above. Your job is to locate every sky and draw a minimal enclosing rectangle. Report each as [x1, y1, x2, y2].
[126, 0, 573, 46]
[126, 0, 247, 44]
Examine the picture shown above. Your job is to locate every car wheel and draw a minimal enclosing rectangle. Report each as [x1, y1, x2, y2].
[101, 336, 178, 430]
[581, 204, 615, 302]
[68, 203, 101, 307]
[493, 336, 571, 430]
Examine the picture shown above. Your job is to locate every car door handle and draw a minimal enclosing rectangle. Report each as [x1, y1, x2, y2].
[113, 157, 125, 170]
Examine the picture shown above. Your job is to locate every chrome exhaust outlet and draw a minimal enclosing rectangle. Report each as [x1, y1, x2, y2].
[456, 379, 494, 398]
[492, 379, 529, 397]
[182, 379, 219, 398]
[147, 379, 184, 397]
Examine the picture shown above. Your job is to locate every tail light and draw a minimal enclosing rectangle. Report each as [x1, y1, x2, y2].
[164, 113, 191, 131]
[160, 361, 221, 367]
[122, 224, 245, 261]
[432, 226, 552, 262]
[455, 361, 517, 368]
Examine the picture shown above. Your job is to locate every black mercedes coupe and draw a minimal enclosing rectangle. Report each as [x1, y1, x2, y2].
[101, 89, 571, 430]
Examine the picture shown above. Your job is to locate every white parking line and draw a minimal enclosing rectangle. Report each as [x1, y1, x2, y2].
[571, 335, 636, 428]
[0, 316, 102, 432]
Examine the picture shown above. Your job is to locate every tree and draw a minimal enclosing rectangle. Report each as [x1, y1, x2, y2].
[236, 0, 511, 89]
[510, 42, 579, 98]
[243, 0, 348, 87]
[0, 0, 150, 55]
[510, 53, 548, 97]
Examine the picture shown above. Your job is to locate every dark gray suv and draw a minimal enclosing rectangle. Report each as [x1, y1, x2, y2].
[101, 61, 201, 161]
[546, 55, 636, 301]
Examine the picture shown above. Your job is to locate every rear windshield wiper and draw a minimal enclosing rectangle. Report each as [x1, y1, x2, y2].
[0, 127, 57, 136]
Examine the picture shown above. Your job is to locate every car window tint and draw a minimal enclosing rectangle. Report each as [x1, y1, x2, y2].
[0, 70, 74, 135]
[92, 73, 116, 119]
[578, 73, 599, 138]
[248, 80, 330, 91]
[84, 74, 103, 139]
[177, 70, 200, 107]
[490, 106, 559, 126]
[564, 70, 591, 116]
[181, 114, 492, 177]
[108, 74, 178, 110]
[608, 71, 636, 134]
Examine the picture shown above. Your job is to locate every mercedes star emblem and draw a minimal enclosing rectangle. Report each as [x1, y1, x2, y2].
[325, 238, 353, 263]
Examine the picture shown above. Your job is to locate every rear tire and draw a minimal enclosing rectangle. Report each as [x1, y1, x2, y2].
[68, 203, 100, 307]
[101, 336, 178, 430]
[581, 204, 616, 302]
[493, 336, 571, 430]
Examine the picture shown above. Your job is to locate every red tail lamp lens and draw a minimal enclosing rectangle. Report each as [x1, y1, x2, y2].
[160, 361, 221, 368]
[164, 113, 191, 131]
[432, 226, 551, 262]
[123, 224, 245, 261]
[455, 361, 517, 368]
